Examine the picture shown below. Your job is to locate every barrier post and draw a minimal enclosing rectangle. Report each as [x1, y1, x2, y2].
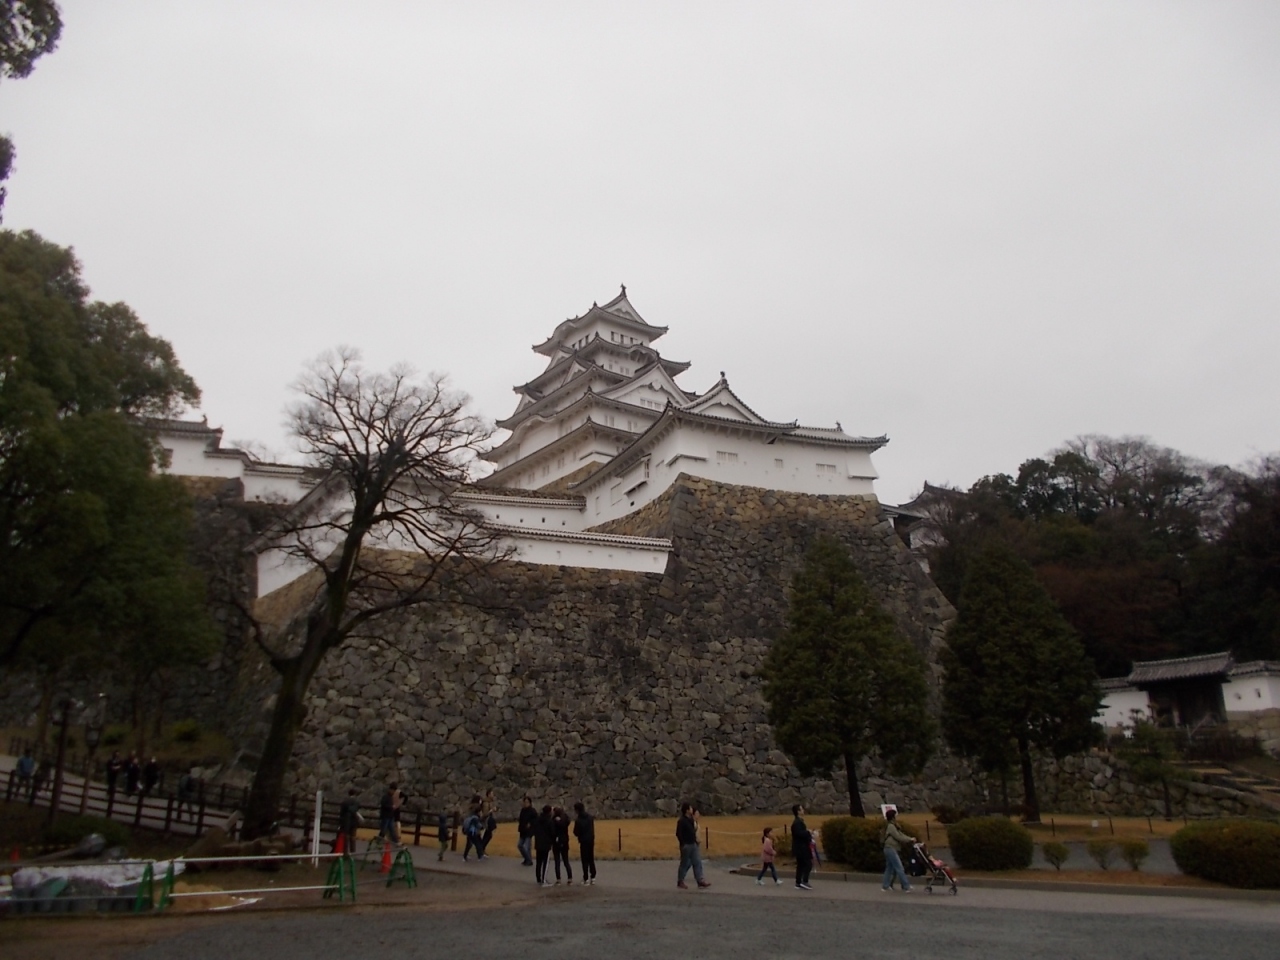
[132, 863, 155, 913]
[618, 828, 621, 852]
[310, 790, 323, 867]
[413, 808, 423, 847]
[387, 848, 417, 888]
[158, 861, 175, 910]
[134, 791, 145, 827]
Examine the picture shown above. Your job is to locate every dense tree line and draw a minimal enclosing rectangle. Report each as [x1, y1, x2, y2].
[915, 437, 1280, 677]
[0, 228, 217, 745]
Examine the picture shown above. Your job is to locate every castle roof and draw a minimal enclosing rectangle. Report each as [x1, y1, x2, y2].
[532, 287, 667, 357]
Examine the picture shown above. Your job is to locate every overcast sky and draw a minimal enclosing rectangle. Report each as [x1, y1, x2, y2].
[3, 2, 1278, 503]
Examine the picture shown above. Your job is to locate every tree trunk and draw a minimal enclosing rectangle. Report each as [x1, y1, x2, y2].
[843, 751, 866, 817]
[131, 681, 148, 757]
[999, 770, 1010, 816]
[243, 624, 332, 839]
[1161, 777, 1173, 820]
[1017, 736, 1040, 823]
[34, 676, 56, 747]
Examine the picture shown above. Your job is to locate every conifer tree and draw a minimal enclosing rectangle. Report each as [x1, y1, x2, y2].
[762, 536, 935, 816]
[941, 543, 1102, 822]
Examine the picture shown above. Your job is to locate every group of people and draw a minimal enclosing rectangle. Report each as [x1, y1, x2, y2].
[517, 796, 597, 887]
[104, 751, 161, 797]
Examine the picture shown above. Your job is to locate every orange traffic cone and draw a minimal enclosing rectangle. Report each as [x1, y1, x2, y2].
[333, 832, 346, 855]
[380, 841, 392, 873]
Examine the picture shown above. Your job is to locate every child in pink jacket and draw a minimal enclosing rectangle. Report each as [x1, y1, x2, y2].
[756, 827, 782, 885]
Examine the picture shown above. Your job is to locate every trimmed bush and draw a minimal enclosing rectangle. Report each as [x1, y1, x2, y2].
[1171, 820, 1280, 889]
[771, 831, 792, 858]
[1086, 838, 1116, 869]
[947, 817, 1034, 871]
[169, 719, 203, 744]
[1042, 841, 1070, 871]
[44, 814, 130, 850]
[1119, 838, 1150, 871]
[820, 817, 885, 872]
[930, 804, 969, 825]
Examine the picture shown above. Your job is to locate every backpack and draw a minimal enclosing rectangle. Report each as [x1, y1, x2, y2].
[463, 814, 481, 838]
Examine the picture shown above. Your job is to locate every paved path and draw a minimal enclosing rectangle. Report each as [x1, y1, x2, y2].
[127, 858, 1280, 960]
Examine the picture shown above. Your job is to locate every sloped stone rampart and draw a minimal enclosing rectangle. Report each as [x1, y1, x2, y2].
[238, 476, 972, 814]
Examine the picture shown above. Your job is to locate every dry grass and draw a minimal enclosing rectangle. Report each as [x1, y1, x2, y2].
[460, 812, 1194, 862]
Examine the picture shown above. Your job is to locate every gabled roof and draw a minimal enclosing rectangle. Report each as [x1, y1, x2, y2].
[488, 390, 659, 458]
[683, 376, 792, 427]
[479, 418, 637, 487]
[533, 287, 668, 357]
[1128, 652, 1235, 685]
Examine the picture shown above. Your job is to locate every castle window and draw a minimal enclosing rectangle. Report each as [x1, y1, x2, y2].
[774, 458, 784, 469]
[594, 496, 600, 515]
[817, 463, 836, 474]
[716, 451, 739, 464]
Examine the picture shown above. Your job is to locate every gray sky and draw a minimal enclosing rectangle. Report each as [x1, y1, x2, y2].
[3, 1, 1278, 503]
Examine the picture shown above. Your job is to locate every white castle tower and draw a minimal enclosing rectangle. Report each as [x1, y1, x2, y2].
[481, 287, 888, 523]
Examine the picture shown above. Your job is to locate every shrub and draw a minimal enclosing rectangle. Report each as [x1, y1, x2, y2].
[101, 725, 127, 747]
[947, 817, 1034, 871]
[771, 832, 792, 858]
[1042, 841, 1070, 871]
[1087, 838, 1116, 869]
[930, 804, 969, 825]
[1171, 820, 1280, 889]
[1119, 838, 1150, 871]
[170, 719, 203, 744]
[819, 816, 885, 872]
[44, 814, 130, 850]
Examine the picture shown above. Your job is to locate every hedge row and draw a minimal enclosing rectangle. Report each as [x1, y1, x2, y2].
[1170, 820, 1280, 889]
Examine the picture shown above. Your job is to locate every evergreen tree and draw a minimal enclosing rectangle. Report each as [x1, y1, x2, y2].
[762, 536, 935, 816]
[941, 543, 1102, 821]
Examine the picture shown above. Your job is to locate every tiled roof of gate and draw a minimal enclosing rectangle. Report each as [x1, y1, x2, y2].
[1127, 652, 1235, 685]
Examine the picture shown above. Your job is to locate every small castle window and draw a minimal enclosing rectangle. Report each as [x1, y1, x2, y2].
[817, 463, 836, 474]
[716, 451, 739, 464]
[775, 458, 784, 469]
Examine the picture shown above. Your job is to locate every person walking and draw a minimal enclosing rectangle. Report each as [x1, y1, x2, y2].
[105, 751, 123, 797]
[337, 788, 362, 853]
[142, 756, 160, 797]
[175, 768, 197, 821]
[791, 804, 813, 890]
[517, 796, 537, 866]
[676, 802, 710, 889]
[479, 789, 498, 858]
[756, 826, 781, 885]
[880, 809, 916, 893]
[124, 753, 141, 796]
[533, 805, 555, 886]
[551, 805, 573, 884]
[15, 748, 35, 798]
[573, 801, 596, 885]
[378, 782, 403, 846]
[436, 811, 450, 862]
[462, 804, 483, 861]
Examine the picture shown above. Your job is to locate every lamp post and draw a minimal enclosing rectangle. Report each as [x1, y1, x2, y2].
[46, 697, 78, 829]
[79, 694, 108, 815]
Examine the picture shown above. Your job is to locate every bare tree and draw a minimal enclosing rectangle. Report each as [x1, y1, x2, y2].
[241, 350, 511, 837]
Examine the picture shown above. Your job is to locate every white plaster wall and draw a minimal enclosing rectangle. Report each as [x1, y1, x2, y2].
[457, 496, 586, 531]
[1224, 674, 1280, 713]
[581, 424, 880, 526]
[161, 435, 242, 477]
[241, 471, 313, 503]
[505, 534, 669, 573]
[1098, 688, 1152, 727]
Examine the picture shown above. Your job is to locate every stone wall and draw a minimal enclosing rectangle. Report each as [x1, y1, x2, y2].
[234, 476, 970, 814]
[1229, 709, 1280, 757]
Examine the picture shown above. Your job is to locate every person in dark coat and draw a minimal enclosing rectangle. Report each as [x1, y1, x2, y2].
[676, 802, 709, 888]
[573, 801, 597, 885]
[124, 754, 141, 796]
[337, 788, 361, 853]
[142, 757, 160, 796]
[517, 796, 537, 866]
[105, 751, 123, 796]
[533, 805, 555, 885]
[551, 805, 574, 884]
[436, 811, 450, 862]
[791, 803, 814, 890]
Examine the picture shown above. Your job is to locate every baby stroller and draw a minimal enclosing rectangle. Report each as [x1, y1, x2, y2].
[905, 842, 958, 895]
